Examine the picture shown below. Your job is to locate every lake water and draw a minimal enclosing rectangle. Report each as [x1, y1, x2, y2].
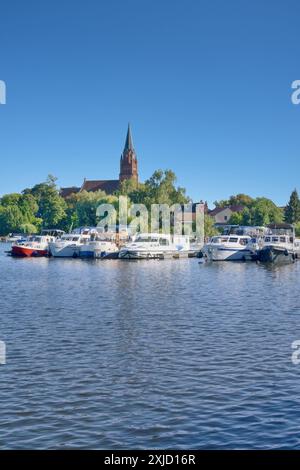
[1, 242, 300, 449]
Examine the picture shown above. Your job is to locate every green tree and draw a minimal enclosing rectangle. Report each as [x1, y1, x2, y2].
[19, 223, 39, 234]
[204, 215, 219, 238]
[118, 178, 139, 196]
[29, 176, 67, 228]
[0, 192, 42, 235]
[284, 189, 300, 224]
[243, 198, 283, 226]
[118, 170, 189, 207]
[19, 194, 40, 226]
[63, 190, 119, 229]
[0, 205, 24, 234]
[214, 193, 253, 208]
[130, 169, 190, 208]
[295, 222, 300, 237]
[1, 193, 22, 207]
[241, 207, 252, 225]
[213, 198, 229, 208]
[228, 212, 243, 225]
[228, 194, 253, 207]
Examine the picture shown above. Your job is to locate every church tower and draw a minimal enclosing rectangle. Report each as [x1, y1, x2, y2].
[119, 124, 138, 183]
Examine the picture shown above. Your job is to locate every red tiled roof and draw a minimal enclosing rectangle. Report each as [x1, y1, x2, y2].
[209, 207, 226, 217]
[209, 205, 245, 216]
[229, 205, 245, 213]
[81, 179, 120, 194]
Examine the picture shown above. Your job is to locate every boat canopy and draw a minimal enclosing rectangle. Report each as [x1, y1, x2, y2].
[267, 223, 294, 230]
[41, 229, 65, 237]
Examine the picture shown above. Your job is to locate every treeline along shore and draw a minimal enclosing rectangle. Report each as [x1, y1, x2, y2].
[1, 171, 300, 237]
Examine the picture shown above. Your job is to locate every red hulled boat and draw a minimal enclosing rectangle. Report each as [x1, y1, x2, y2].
[11, 235, 55, 257]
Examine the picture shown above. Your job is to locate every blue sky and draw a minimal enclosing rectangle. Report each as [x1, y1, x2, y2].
[0, 0, 299, 207]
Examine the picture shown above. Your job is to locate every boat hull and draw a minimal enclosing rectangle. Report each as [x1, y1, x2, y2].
[11, 245, 48, 257]
[49, 243, 80, 258]
[202, 246, 255, 261]
[119, 250, 163, 259]
[80, 250, 94, 258]
[80, 241, 119, 259]
[119, 250, 186, 260]
[257, 246, 295, 264]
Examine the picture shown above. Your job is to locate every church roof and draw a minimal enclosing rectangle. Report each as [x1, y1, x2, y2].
[60, 186, 80, 198]
[80, 179, 120, 194]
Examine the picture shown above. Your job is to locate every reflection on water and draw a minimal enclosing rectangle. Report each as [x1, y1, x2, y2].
[1, 243, 300, 449]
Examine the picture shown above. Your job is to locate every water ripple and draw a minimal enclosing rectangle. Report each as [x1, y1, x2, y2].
[1, 244, 300, 448]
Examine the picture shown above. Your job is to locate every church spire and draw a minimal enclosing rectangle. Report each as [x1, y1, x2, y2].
[119, 124, 138, 183]
[124, 123, 134, 152]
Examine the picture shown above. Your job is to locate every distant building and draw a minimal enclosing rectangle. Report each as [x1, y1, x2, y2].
[60, 124, 138, 198]
[181, 202, 208, 225]
[209, 205, 244, 226]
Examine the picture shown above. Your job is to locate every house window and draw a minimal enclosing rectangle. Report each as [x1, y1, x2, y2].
[224, 215, 228, 221]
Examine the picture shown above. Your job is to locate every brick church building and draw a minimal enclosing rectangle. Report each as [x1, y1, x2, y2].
[60, 124, 138, 198]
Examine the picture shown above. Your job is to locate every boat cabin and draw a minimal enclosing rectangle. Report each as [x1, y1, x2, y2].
[134, 234, 171, 246]
[209, 235, 251, 246]
[263, 235, 294, 245]
[41, 229, 65, 238]
[60, 234, 89, 243]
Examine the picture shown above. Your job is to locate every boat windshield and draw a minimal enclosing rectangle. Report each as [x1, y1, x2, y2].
[264, 236, 290, 244]
[211, 237, 229, 243]
[136, 236, 159, 243]
[239, 238, 250, 246]
[62, 236, 80, 241]
[28, 236, 41, 242]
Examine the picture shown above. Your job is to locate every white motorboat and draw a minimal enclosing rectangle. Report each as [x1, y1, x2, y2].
[49, 233, 90, 258]
[80, 238, 119, 259]
[5, 233, 25, 243]
[202, 234, 256, 261]
[119, 233, 190, 259]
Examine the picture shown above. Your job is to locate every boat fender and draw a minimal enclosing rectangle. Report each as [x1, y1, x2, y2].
[284, 249, 289, 256]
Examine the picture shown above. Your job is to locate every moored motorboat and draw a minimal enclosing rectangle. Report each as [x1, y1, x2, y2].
[80, 238, 119, 259]
[5, 233, 25, 243]
[256, 224, 299, 264]
[49, 233, 90, 258]
[119, 233, 190, 259]
[11, 235, 55, 257]
[201, 234, 256, 261]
